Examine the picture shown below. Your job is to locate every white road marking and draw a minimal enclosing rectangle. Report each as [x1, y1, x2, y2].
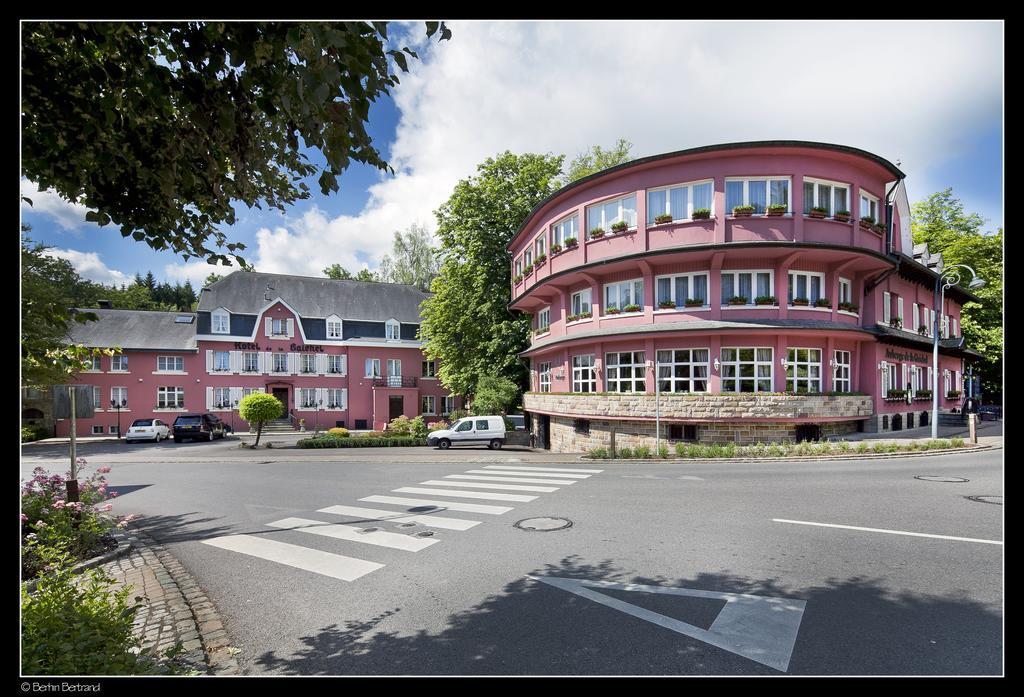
[772, 519, 1003, 545]
[420, 480, 559, 493]
[484, 465, 603, 474]
[393, 487, 538, 502]
[530, 576, 806, 672]
[201, 534, 383, 581]
[360, 495, 513, 515]
[465, 469, 591, 479]
[446, 474, 578, 485]
[266, 517, 439, 552]
[318, 505, 481, 531]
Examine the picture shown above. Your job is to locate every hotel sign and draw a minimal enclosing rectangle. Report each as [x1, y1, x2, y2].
[885, 348, 929, 364]
[290, 343, 324, 353]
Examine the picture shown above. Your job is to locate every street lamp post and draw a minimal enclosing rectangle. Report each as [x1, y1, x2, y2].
[314, 399, 323, 436]
[932, 264, 984, 439]
[110, 398, 126, 439]
[231, 399, 238, 435]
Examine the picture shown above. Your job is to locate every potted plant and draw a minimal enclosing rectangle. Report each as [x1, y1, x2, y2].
[873, 222, 886, 234]
[654, 213, 673, 225]
[684, 298, 704, 307]
[611, 221, 629, 233]
[838, 301, 859, 313]
[888, 317, 902, 329]
[513, 274, 523, 285]
[915, 389, 932, 401]
[946, 390, 962, 400]
[791, 297, 810, 307]
[523, 263, 534, 275]
[918, 324, 928, 336]
[658, 300, 677, 309]
[834, 210, 851, 222]
[728, 296, 749, 306]
[886, 389, 908, 401]
[578, 311, 592, 320]
[566, 313, 577, 323]
[859, 215, 875, 230]
[766, 204, 787, 217]
[589, 227, 606, 239]
[692, 208, 712, 220]
[550, 243, 563, 255]
[564, 237, 578, 248]
[754, 295, 776, 306]
[814, 297, 832, 308]
[732, 204, 755, 217]
[808, 206, 827, 219]
[534, 253, 547, 265]
[623, 304, 642, 313]
[605, 307, 621, 315]
[298, 418, 306, 431]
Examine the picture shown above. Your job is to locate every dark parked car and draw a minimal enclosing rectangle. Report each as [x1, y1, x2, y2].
[172, 413, 226, 443]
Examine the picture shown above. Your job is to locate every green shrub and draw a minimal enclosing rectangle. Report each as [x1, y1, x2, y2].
[633, 445, 652, 459]
[387, 415, 413, 436]
[618, 446, 634, 459]
[297, 436, 426, 448]
[951, 437, 965, 448]
[326, 427, 349, 438]
[675, 442, 688, 457]
[446, 408, 470, 422]
[657, 444, 669, 459]
[708, 443, 724, 458]
[837, 440, 851, 453]
[872, 442, 888, 452]
[588, 447, 608, 459]
[767, 443, 785, 457]
[722, 442, 737, 458]
[21, 425, 50, 442]
[856, 442, 869, 454]
[361, 431, 386, 438]
[239, 393, 283, 447]
[815, 441, 833, 456]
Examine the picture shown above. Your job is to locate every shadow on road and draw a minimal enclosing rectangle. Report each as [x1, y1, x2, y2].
[251, 556, 1001, 676]
[130, 512, 236, 545]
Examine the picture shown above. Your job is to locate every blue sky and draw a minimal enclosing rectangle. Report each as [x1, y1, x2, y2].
[21, 20, 1004, 287]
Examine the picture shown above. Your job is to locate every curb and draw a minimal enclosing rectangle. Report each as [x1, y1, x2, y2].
[579, 444, 995, 464]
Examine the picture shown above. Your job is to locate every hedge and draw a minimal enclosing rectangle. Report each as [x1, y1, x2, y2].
[297, 436, 428, 448]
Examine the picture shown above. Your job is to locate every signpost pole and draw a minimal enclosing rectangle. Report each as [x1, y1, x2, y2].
[67, 386, 80, 503]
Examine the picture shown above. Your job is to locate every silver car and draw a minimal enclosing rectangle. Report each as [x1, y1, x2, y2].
[125, 418, 170, 443]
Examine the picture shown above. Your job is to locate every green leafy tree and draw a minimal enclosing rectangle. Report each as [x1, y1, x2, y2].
[204, 273, 224, 287]
[239, 392, 283, 447]
[911, 188, 1003, 400]
[323, 264, 378, 282]
[561, 138, 634, 184]
[470, 375, 520, 415]
[22, 21, 451, 265]
[377, 223, 440, 291]
[420, 151, 565, 396]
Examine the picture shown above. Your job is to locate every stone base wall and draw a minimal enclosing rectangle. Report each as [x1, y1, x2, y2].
[868, 408, 936, 433]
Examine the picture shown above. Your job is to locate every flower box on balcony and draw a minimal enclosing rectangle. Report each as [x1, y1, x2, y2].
[873, 223, 886, 234]
[814, 298, 832, 308]
[524, 264, 534, 276]
[838, 301, 859, 313]
[658, 300, 676, 309]
[605, 308, 621, 315]
[534, 253, 547, 265]
[566, 311, 592, 323]
[513, 274, 523, 285]
[886, 389, 908, 401]
[692, 208, 712, 220]
[732, 205, 754, 217]
[622, 304, 642, 313]
[859, 216, 876, 230]
[834, 211, 851, 222]
[791, 298, 810, 307]
[684, 299, 705, 307]
[564, 237, 578, 248]
[809, 207, 827, 219]
[654, 214, 673, 225]
[946, 390, 962, 400]
[914, 390, 932, 401]
[550, 244, 563, 255]
[766, 204, 787, 217]
[589, 228, 606, 239]
[918, 325, 929, 336]
[888, 317, 903, 329]
[611, 221, 629, 233]
[727, 296, 749, 306]
[754, 296, 777, 306]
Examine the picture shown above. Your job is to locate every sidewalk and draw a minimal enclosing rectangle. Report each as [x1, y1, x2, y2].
[839, 418, 1002, 448]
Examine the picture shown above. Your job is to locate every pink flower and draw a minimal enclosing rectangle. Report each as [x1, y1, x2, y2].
[20, 513, 27, 522]
[53, 500, 66, 510]
[96, 466, 111, 474]
[35, 521, 48, 529]
[99, 504, 113, 512]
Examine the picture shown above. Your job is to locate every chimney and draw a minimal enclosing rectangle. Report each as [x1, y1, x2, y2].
[97, 299, 113, 309]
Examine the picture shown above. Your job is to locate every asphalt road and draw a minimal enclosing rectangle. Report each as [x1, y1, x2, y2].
[21, 440, 1004, 676]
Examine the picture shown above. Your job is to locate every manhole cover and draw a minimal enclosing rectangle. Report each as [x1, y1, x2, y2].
[514, 517, 572, 532]
[415, 531, 435, 537]
[915, 475, 969, 483]
[396, 523, 417, 528]
[965, 495, 1003, 505]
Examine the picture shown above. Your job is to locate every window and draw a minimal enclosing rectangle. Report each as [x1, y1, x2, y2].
[786, 348, 822, 393]
[839, 278, 852, 306]
[897, 297, 904, 325]
[656, 349, 710, 393]
[91, 386, 102, 410]
[646, 179, 714, 223]
[721, 348, 773, 393]
[833, 351, 851, 392]
[387, 359, 401, 376]
[328, 355, 345, 374]
[157, 387, 184, 408]
[572, 355, 596, 393]
[327, 317, 343, 339]
[534, 236, 545, 258]
[952, 317, 958, 337]
[365, 358, 381, 377]
[109, 426, 119, 434]
[212, 309, 230, 334]
[213, 387, 232, 408]
[213, 351, 230, 372]
[721, 271, 772, 304]
[111, 355, 128, 372]
[422, 360, 437, 378]
[157, 356, 184, 372]
[803, 177, 850, 217]
[788, 271, 826, 304]
[943, 370, 951, 396]
[571, 289, 592, 317]
[551, 215, 579, 247]
[536, 308, 550, 333]
[911, 365, 924, 396]
[86, 355, 102, 371]
[111, 386, 128, 407]
[241, 387, 262, 399]
[941, 315, 949, 339]
[860, 190, 880, 221]
[442, 396, 456, 415]
[421, 396, 436, 415]
[386, 319, 401, 340]
[586, 194, 637, 232]
[268, 353, 285, 373]
[301, 354, 317, 374]
[881, 361, 897, 396]
[326, 388, 346, 409]
[574, 419, 590, 435]
[604, 278, 644, 313]
[272, 318, 288, 336]
[92, 426, 104, 435]
[882, 292, 891, 324]
[243, 352, 259, 372]
[606, 351, 646, 393]
[656, 272, 709, 308]
[515, 257, 523, 277]
[725, 177, 790, 214]
[454, 420, 472, 432]
[299, 388, 318, 409]
[538, 362, 552, 392]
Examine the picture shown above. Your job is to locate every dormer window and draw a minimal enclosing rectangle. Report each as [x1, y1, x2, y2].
[386, 319, 401, 340]
[326, 315, 343, 339]
[211, 308, 230, 334]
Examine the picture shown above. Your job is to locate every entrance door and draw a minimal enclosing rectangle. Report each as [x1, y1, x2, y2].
[272, 388, 288, 414]
[539, 414, 551, 450]
[389, 395, 404, 421]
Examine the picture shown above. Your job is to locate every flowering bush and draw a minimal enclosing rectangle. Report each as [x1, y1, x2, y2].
[326, 427, 350, 438]
[426, 420, 450, 430]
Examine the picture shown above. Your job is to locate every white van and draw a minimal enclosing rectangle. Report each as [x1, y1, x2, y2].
[427, 416, 506, 450]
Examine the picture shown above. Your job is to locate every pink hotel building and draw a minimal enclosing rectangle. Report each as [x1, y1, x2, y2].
[53, 273, 462, 436]
[510, 141, 981, 451]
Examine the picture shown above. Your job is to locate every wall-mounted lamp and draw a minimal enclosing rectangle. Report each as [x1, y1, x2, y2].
[828, 358, 837, 369]
[554, 370, 565, 380]
[593, 358, 602, 372]
[713, 358, 720, 372]
[645, 360, 654, 370]
[780, 357, 789, 370]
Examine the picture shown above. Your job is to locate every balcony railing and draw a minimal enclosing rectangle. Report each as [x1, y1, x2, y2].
[372, 376, 418, 388]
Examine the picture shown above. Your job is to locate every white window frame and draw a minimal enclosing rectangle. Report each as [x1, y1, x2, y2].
[421, 395, 436, 415]
[833, 350, 851, 392]
[536, 307, 550, 334]
[213, 387, 232, 409]
[300, 354, 317, 374]
[157, 356, 184, 373]
[84, 355, 102, 372]
[157, 386, 185, 409]
[838, 278, 853, 306]
[386, 319, 401, 341]
[326, 315, 343, 339]
[534, 235, 545, 259]
[605, 351, 647, 393]
[327, 354, 346, 375]
[802, 177, 851, 217]
[211, 309, 230, 334]
[655, 272, 710, 308]
[91, 386, 102, 410]
[111, 386, 128, 407]
[656, 349, 711, 393]
[387, 358, 402, 376]
[725, 176, 791, 214]
[109, 425, 119, 434]
[788, 271, 827, 304]
[111, 354, 129, 372]
[524, 248, 532, 267]
[604, 278, 644, 313]
[859, 189, 880, 222]
[720, 347, 774, 393]
[952, 317, 958, 337]
[365, 358, 381, 378]
[298, 388, 319, 409]
[442, 396, 456, 415]
[272, 353, 288, 374]
[326, 388, 346, 410]
[538, 362, 552, 392]
[881, 361, 897, 397]
[572, 354, 596, 393]
[882, 291, 891, 324]
[720, 270, 774, 305]
[242, 352, 260, 373]
[911, 365, 924, 396]
[515, 257, 523, 277]
[271, 318, 288, 336]
[213, 350, 231, 372]
[570, 289, 592, 318]
[586, 193, 638, 233]
[551, 214, 579, 247]
[786, 348, 823, 394]
[92, 425, 104, 435]
[646, 179, 715, 223]
[422, 360, 437, 378]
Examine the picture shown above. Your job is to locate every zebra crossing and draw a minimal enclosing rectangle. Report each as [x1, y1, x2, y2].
[201, 464, 604, 582]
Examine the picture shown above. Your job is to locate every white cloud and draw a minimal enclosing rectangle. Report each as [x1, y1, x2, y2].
[42, 248, 130, 286]
[243, 20, 1002, 274]
[20, 179, 93, 231]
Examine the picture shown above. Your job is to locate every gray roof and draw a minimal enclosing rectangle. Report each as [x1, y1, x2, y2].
[67, 309, 198, 351]
[197, 272, 429, 323]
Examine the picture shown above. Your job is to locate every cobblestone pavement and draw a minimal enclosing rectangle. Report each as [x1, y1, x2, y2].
[101, 530, 240, 675]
